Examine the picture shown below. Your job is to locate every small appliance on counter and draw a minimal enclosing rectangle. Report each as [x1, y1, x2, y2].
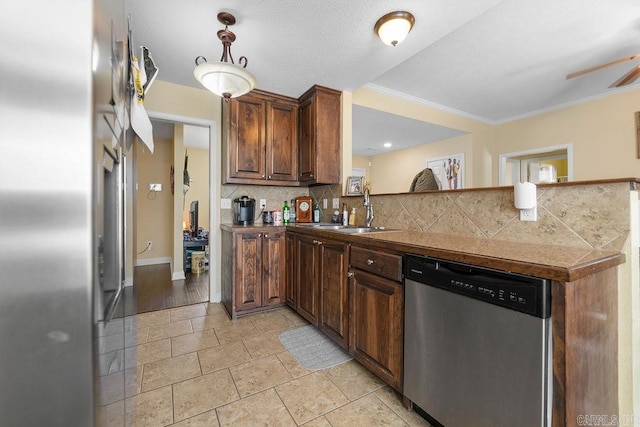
[233, 196, 256, 225]
[262, 210, 274, 224]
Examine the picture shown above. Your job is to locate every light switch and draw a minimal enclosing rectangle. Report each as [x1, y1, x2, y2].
[323, 198, 328, 209]
[149, 183, 162, 191]
[221, 198, 231, 209]
[332, 198, 340, 209]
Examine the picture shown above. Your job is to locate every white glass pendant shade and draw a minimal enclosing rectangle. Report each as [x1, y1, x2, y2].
[193, 61, 256, 98]
[375, 12, 415, 46]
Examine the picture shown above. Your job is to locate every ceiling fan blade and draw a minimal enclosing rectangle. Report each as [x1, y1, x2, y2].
[609, 65, 640, 87]
[566, 53, 640, 80]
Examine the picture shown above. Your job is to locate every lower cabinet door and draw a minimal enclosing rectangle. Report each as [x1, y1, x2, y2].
[318, 240, 349, 349]
[350, 268, 404, 392]
[296, 235, 319, 325]
[261, 231, 285, 307]
[285, 233, 297, 309]
[234, 232, 263, 312]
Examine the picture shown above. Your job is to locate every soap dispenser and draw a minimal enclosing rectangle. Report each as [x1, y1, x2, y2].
[349, 208, 356, 226]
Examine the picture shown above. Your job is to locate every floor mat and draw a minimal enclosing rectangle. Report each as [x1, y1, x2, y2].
[279, 324, 353, 370]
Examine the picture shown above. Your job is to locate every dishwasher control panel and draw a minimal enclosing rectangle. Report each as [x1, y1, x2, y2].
[406, 255, 551, 318]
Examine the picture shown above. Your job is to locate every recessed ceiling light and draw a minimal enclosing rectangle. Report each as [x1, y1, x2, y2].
[384, 142, 392, 148]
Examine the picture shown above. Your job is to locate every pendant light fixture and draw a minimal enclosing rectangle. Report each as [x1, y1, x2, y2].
[193, 12, 256, 99]
[374, 11, 415, 47]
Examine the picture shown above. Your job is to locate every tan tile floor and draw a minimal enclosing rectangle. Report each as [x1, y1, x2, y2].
[96, 303, 430, 426]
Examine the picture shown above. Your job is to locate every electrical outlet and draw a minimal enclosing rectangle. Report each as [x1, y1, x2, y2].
[221, 198, 231, 209]
[520, 207, 537, 222]
[147, 240, 153, 250]
[260, 199, 267, 209]
[323, 198, 328, 209]
[149, 183, 162, 192]
[332, 198, 340, 209]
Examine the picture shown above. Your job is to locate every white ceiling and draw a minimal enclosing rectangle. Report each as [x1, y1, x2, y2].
[128, 0, 640, 156]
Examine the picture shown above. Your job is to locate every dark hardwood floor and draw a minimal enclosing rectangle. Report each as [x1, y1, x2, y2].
[120, 263, 210, 316]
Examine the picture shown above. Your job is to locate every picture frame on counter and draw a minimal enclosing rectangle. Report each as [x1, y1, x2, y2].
[346, 176, 364, 195]
[426, 153, 465, 190]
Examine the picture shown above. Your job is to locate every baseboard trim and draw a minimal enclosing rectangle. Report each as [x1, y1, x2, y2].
[135, 257, 172, 267]
[172, 271, 186, 281]
[210, 291, 221, 303]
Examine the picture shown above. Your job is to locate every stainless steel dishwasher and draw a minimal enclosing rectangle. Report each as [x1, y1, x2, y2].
[404, 255, 552, 427]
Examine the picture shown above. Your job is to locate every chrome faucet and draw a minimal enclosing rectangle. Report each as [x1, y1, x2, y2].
[364, 186, 374, 227]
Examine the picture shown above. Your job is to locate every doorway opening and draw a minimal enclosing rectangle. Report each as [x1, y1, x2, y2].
[498, 144, 573, 186]
[128, 112, 218, 315]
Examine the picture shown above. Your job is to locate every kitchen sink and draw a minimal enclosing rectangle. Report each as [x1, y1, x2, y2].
[292, 224, 392, 233]
[294, 223, 345, 230]
[334, 226, 391, 233]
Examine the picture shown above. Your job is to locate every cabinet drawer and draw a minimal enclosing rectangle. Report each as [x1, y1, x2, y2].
[350, 246, 402, 282]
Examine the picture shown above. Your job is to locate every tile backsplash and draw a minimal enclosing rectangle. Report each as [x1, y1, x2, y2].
[310, 181, 632, 252]
[220, 185, 310, 224]
[219, 181, 632, 252]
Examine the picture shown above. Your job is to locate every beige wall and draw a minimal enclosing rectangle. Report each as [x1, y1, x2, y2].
[352, 86, 640, 190]
[493, 88, 640, 183]
[352, 87, 495, 189]
[135, 138, 174, 262]
[369, 134, 473, 194]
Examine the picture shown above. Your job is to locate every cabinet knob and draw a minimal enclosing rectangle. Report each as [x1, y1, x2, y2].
[264, 234, 268, 238]
[257, 233, 262, 237]
[347, 271, 354, 277]
[367, 259, 375, 265]
[262, 175, 266, 179]
[268, 175, 272, 179]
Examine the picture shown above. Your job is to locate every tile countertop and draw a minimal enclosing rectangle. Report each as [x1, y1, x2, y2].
[222, 223, 625, 282]
[285, 226, 625, 283]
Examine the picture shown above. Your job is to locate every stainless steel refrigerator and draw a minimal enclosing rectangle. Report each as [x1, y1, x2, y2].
[0, 0, 129, 425]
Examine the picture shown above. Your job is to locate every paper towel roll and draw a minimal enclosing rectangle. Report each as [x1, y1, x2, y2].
[514, 182, 536, 209]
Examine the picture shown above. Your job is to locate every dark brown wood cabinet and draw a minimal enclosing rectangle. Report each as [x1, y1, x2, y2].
[349, 246, 404, 392]
[291, 232, 350, 349]
[222, 89, 298, 185]
[297, 85, 341, 185]
[221, 228, 286, 319]
[294, 234, 320, 325]
[285, 232, 297, 309]
[318, 239, 350, 349]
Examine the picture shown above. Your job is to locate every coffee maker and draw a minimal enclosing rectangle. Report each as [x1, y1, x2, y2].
[233, 196, 256, 225]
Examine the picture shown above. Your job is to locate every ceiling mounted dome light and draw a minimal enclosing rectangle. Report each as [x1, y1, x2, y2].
[194, 12, 256, 99]
[374, 11, 415, 47]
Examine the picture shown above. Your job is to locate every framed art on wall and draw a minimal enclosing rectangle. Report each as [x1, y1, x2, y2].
[346, 176, 364, 195]
[426, 153, 464, 190]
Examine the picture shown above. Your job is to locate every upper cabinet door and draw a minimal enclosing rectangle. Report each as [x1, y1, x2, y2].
[266, 100, 298, 182]
[297, 95, 315, 182]
[224, 93, 267, 181]
[298, 85, 341, 185]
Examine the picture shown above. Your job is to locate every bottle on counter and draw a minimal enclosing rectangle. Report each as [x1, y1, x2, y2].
[313, 203, 321, 223]
[273, 209, 282, 225]
[349, 207, 356, 226]
[290, 199, 296, 223]
[342, 204, 349, 226]
[283, 201, 291, 224]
